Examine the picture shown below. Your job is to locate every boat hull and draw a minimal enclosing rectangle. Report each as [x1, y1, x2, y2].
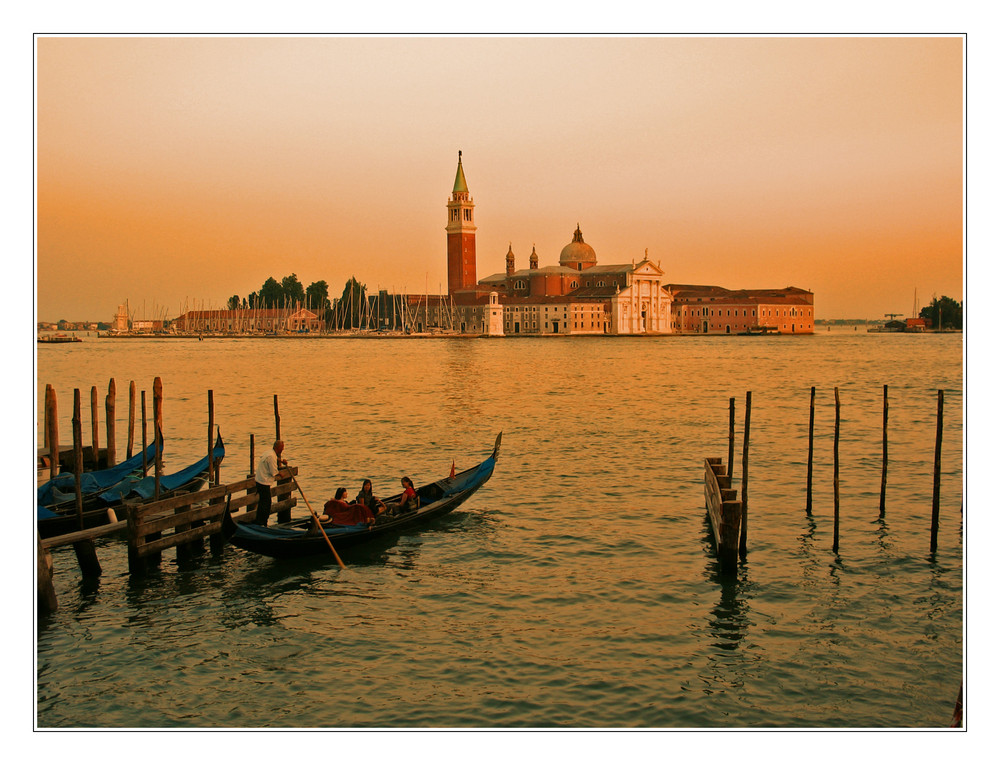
[224, 433, 501, 560]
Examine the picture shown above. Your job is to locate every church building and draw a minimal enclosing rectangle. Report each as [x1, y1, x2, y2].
[440, 152, 812, 336]
[446, 153, 673, 336]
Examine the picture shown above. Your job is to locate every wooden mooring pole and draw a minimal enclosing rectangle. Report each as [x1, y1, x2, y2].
[127, 380, 136, 460]
[45, 385, 59, 481]
[207, 390, 215, 487]
[931, 389, 944, 553]
[274, 394, 281, 441]
[806, 386, 815, 515]
[273, 395, 292, 523]
[727, 397, 735, 480]
[153, 377, 163, 499]
[37, 533, 58, 614]
[833, 387, 841, 554]
[72, 389, 102, 577]
[739, 391, 751, 557]
[90, 386, 100, 468]
[141, 390, 149, 475]
[880, 384, 888, 518]
[105, 378, 117, 469]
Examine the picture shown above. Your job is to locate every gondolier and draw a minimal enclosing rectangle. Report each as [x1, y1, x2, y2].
[254, 440, 286, 525]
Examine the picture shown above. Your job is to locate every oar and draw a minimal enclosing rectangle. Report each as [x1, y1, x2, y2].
[288, 471, 346, 569]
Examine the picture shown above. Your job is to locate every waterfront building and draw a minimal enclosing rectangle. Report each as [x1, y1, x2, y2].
[173, 307, 322, 334]
[442, 153, 812, 336]
[668, 284, 815, 334]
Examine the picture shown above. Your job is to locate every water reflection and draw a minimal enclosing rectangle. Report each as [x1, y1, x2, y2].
[700, 516, 751, 652]
[706, 565, 751, 652]
[873, 516, 893, 553]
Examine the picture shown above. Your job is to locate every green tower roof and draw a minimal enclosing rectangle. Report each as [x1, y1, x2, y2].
[453, 150, 469, 194]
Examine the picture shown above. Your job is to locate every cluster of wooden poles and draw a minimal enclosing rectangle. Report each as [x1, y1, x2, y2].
[807, 385, 949, 553]
[38, 377, 222, 583]
[41, 378, 162, 578]
[37, 384, 345, 612]
[727, 386, 952, 557]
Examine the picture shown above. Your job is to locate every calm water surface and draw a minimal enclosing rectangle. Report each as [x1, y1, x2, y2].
[34, 332, 964, 728]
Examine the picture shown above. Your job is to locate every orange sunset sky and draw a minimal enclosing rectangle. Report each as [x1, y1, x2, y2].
[35, 35, 964, 323]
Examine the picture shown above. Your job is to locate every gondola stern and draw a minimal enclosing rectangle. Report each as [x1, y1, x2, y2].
[220, 493, 238, 541]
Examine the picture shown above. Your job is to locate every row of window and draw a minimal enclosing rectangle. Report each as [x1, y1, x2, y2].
[502, 321, 609, 332]
[681, 306, 813, 318]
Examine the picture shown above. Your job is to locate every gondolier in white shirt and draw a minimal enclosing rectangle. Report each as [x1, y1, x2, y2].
[254, 440, 286, 525]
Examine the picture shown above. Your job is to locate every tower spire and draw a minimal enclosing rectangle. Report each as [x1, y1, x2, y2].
[453, 150, 469, 195]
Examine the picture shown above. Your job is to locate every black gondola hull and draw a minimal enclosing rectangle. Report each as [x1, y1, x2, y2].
[224, 433, 501, 560]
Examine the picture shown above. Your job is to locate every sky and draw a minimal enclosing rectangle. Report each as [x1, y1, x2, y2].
[35, 35, 964, 322]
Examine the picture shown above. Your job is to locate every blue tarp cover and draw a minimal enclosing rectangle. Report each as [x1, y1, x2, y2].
[37, 441, 161, 506]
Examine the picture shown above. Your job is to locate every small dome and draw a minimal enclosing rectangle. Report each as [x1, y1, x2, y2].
[559, 224, 597, 268]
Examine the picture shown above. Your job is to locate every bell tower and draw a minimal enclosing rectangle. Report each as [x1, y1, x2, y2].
[446, 151, 477, 296]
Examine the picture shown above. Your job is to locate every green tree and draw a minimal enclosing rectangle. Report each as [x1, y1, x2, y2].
[306, 280, 331, 313]
[919, 295, 963, 330]
[336, 277, 366, 329]
[282, 273, 305, 307]
[227, 295, 240, 310]
[259, 277, 283, 308]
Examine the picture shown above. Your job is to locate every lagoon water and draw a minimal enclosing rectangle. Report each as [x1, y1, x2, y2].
[34, 331, 964, 728]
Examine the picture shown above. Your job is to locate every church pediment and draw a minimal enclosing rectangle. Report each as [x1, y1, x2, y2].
[633, 260, 664, 277]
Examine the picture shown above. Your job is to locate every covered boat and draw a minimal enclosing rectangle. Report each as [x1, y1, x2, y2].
[37, 433, 225, 538]
[37, 438, 162, 508]
[223, 432, 501, 560]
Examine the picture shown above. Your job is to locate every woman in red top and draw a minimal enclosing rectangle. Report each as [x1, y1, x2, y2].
[383, 476, 419, 517]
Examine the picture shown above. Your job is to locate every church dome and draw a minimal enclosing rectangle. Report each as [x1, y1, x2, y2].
[559, 225, 597, 269]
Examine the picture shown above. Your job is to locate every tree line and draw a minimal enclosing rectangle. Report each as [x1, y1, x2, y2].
[918, 295, 962, 330]
[225, 274, 371, 329]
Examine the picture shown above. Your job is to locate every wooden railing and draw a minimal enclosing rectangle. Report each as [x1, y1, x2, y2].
[704, 457, 742, 572]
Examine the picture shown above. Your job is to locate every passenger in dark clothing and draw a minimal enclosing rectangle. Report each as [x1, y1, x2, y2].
[355, 479, 386, 516]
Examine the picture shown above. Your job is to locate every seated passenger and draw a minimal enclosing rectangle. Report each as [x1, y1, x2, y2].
[355, 479, 386, 516]
[318, 487, 375, 526]
[385, 476, 419, 515]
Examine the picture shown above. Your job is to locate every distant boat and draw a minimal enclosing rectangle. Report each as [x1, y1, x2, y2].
[38, 333, 82, 344]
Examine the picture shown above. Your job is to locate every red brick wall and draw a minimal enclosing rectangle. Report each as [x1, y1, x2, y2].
[448, 232, 477, 294]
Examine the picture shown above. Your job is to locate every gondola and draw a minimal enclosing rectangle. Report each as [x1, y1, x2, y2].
[222, 432, 501, 560]
[37, 434, 225, 539]
[37, 438, 162, 508]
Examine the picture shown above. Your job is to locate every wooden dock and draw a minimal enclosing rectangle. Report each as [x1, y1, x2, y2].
[704, 457, 742, 572]
[38, 470, 298, 609]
